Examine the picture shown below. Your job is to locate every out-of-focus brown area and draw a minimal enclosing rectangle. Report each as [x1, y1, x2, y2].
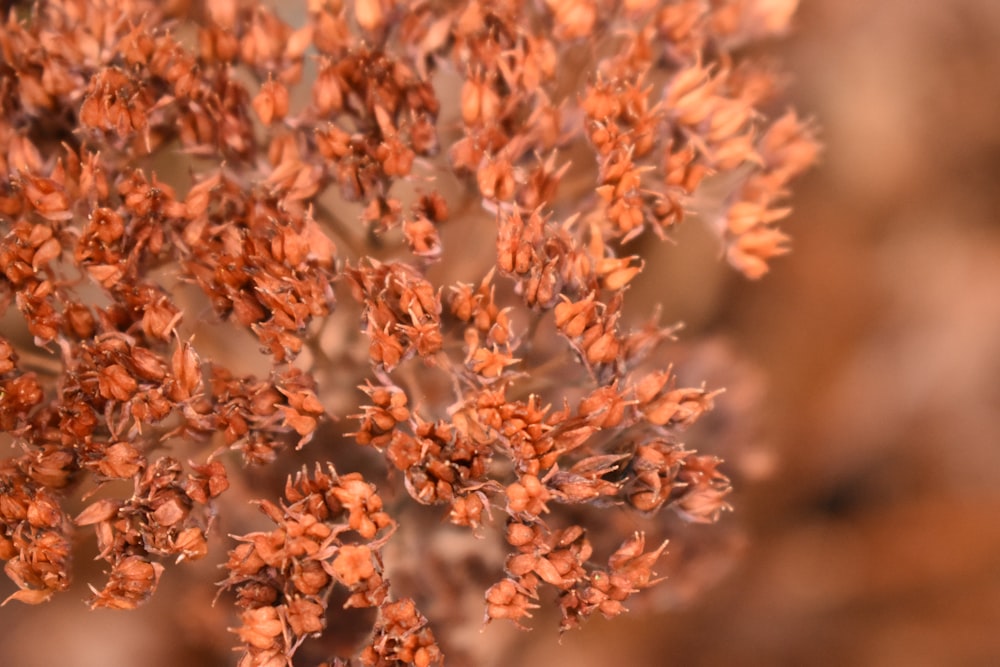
[3, 1, 999, 665]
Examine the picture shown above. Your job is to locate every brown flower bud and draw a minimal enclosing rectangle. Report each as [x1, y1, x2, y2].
[130, 346, 167, 382]
[485, 579, 538, 625]
[98, 364, 138, 402]
[168, 341, 202, 401]
[152, 497, 187, 527]
[477, 157, 516, 201]
[252, 79, 289, 125]
[287, 597, 325, 636]
[174, 527, 209, 561]
[506, 475, 550, 516]
[355, 0, 386, 32]
[237, 606, 285, 650]
[461, 74, 500, 126]
[332, 544, 375, 586]
[97, 442, 143, 479]
[292, 560, 330, 596]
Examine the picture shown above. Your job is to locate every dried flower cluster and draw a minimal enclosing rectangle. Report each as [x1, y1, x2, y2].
[221, 465, 446, 667]
[0, 0, 816, 664]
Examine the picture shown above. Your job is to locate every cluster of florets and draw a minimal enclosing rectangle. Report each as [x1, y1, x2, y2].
[0, 0, 816, 664]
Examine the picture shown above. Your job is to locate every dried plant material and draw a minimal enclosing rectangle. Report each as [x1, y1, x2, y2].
[0, 0, 816, 664]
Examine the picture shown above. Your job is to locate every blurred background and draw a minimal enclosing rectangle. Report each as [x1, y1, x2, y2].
[3, 0, 1000, 665]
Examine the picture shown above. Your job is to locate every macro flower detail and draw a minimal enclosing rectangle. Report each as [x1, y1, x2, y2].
[0, 0, 816, 664]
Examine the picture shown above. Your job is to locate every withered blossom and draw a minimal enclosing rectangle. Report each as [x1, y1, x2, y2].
[0, 0, 816, 664]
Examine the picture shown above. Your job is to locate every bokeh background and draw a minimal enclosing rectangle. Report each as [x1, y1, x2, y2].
[2, 1, 999, 665]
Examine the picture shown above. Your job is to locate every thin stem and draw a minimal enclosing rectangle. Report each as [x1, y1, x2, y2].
[12, 345, 63, 376]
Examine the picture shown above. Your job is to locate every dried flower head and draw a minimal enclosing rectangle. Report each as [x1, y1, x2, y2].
[0, 0, 816, 663]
